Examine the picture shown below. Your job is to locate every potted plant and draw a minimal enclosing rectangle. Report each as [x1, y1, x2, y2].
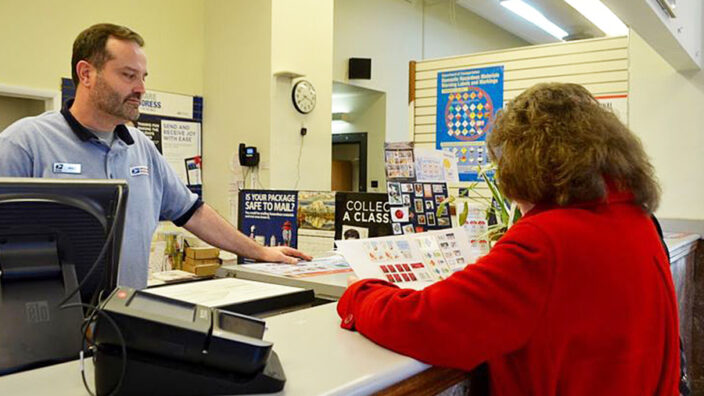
[438, 165, 521, 242]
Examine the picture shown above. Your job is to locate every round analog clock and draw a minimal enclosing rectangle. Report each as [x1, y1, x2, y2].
[292, 80, 316, 114]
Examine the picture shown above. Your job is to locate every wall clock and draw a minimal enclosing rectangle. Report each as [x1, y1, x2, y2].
[292, 80, 316, 114]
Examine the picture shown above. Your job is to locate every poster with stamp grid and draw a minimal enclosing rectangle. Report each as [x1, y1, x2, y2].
[436, 66, 503, 182]
[414, 148, 460, 184]
[385, 144, 452, 235]
[384, 142, 415, 181]
[387, 181, 452, 235]
[336, 227, 476, 290]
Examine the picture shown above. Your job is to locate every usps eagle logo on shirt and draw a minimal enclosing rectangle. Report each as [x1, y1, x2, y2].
[53, 162, 81, 174]
[130, 166, 149, 176]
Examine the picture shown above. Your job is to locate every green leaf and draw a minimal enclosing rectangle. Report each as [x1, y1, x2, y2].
[459, 201, 468, 226]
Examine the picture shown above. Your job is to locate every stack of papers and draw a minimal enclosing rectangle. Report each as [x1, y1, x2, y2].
[241, 254, 352, 278]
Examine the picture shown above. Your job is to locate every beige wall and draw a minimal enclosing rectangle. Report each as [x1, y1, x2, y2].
[0, 0, 204, 95]
[0, 96, 46, 131]
[203, 0, 273, 221]
[422, 1, 528, 60]
[269, 0, 333, 191]
[629, 31, 704, 220]
[603, 0, 702, 70]
[204, 0, 333, 222]
[333, 0, 527, 143]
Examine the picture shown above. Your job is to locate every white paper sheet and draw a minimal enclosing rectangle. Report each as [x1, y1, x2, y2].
[414, 148, 445, 182]
[144, 277, 305, 307]
[414, 148, 460, 183]
[441, 150, 460, 183]
[241, 255, 351, 278]
[335, 227, 477, 290]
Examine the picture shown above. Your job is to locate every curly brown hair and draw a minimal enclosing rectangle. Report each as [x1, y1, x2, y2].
[487, 83, 659, 213]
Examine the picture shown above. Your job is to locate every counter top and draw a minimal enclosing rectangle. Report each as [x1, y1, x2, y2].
[219, 264, 349, 300]
[260, 303, 429, 395]
[221, 231, 700, 300]
[664, 232, 699, 262]
[0, 304, 428, 396]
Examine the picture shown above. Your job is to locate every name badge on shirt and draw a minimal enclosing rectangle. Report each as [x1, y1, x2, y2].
[53, 162, 82, 174]
[130, 166, 149, 176]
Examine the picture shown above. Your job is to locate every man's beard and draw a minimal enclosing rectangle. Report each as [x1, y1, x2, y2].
[92, 74, 141, 122]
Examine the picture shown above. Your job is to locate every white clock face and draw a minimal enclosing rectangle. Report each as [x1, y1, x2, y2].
[293, 80, 316, 114]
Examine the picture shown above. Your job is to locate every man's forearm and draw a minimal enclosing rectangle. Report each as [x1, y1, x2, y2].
[182, 203, 265, 261]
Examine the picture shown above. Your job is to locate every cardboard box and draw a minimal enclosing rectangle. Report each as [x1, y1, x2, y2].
[182, 262, 220, 276]
[184, 257, 220, 266]
[185, 246, 220, 260]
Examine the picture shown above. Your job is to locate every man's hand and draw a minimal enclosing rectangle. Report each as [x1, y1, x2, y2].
[183, 204, 313, 266]
[259, 246, 312, 264]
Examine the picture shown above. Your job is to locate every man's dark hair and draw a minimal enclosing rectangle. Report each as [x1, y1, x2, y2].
[71, 23, 144, 85]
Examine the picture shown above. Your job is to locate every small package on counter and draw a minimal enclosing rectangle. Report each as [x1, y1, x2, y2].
[184, 257, 220, 266]
[185, 246, 220, 260]
[182, 262, 220, 276]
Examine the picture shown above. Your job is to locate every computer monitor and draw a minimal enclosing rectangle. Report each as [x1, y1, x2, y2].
[0, 178, 127, 375]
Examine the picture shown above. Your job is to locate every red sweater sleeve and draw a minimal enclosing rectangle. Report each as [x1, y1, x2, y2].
[337, 221, 555, 371]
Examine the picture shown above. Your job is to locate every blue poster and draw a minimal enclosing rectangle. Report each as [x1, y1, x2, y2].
[238, 190, 298, 263]
[436, 66, 503, 182]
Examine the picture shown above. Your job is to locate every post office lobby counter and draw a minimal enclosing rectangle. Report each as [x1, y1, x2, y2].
[2, 234, 697, 395]
[218, 263, 349, 300]
[0, 302, 466, 396]
[220, 232, 700, 301]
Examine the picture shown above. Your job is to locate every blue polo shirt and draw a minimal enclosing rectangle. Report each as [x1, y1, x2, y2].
[0, 102, 202, 289]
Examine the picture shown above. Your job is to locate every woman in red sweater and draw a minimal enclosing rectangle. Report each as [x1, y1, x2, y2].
[337, 83, 680, 395]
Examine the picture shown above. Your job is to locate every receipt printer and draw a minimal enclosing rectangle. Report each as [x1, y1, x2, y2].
[93, 287, 285, 395]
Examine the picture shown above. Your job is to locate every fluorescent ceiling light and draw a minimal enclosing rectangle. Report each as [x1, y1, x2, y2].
[500, 0, 568, 40]
[564, 0, 628, 36]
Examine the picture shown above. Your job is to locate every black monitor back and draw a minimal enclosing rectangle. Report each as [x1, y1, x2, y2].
[0, 178, 127, 375]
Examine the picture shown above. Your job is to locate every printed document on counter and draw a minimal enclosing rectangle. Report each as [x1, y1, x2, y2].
[145, 277, 306, 307]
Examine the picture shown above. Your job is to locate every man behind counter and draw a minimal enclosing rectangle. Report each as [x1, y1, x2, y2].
[0, 23, 311, 289]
